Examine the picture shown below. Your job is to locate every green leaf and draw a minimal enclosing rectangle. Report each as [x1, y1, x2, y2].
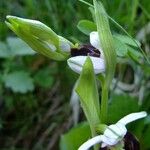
[93, 0, 116, 87]
[141, 125, 150, 149]
[34, 68, 54, 88]
[141, 64, 150, 76]
[127, 46, 143, 63]
[60, 122, 90, 150]
[113, 34, 141, 48]
[7, 37, 36, 56]
[0, 41, 12, 58]
[77, 20, 97, 35]
[0, 73, 3, 84]
[3, 71, 34, 93]
[113, 35, 143, 61]
[108, 94, 139, 124]
[129, 115, 150, 149]
[76, 57, 100, 134]
[113, 36, 128, 57]
[141, 120, 150, 149]
[0, 37, 35, 58]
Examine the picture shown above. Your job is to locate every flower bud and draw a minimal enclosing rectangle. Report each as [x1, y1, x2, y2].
[5, 15, 74, 61]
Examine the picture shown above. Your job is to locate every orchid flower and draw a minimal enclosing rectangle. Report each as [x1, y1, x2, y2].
[67, 31, 105, 74]
[78, 111, 147, 150]
[6, 16, 105, 73]
[6, 16, 105, 74]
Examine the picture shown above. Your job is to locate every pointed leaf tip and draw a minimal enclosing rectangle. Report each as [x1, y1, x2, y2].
[76, 56, 100, 129]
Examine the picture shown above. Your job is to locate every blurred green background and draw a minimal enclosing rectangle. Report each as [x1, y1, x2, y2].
[0, 0, 150, 150]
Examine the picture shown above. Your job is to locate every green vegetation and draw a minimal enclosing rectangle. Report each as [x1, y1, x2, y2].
[0, 0, 150, 149]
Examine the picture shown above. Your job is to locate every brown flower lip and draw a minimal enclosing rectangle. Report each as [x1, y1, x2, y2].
[99, 132, 140, 150]
[71, 44, 100, 58]
[124, 132, 140, 150]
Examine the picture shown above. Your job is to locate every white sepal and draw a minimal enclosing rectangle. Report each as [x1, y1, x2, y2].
[70, 81, 80, 125]
[90, 31, 101, 49]
[90, 31, 104, 58]
[118, 111, 147, 125]
[59, 36, 72, 52]
[60, 40, 70, 52]
[101, 112, 147, 147]
[101, 123, 127, 147]
[78, 135, 103, 150]
[67, 56, 105, 74]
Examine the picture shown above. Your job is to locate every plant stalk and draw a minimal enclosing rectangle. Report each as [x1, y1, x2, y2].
[101, 84, 108, 123]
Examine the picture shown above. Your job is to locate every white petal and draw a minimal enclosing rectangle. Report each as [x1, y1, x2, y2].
[100, 111, 147, 147]
[59, 36, 71, 52]
[116, 123, 127, 136]
[102, 123, 127, 146]
[70, 81, 80, 125]
[90, 31, 101, 49]
[78, 135, 103, 150]
[90, 31, 104, 58]
[67, 56, 105, 74]
[118, 111, 147, 125]
[60, 40, 70, 52]
[101, 142, 107, 148]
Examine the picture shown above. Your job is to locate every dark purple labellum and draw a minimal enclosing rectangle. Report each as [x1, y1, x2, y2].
[71, 44, 100, 58]
[99, 132, 140, 150]
[124, 132, 140, 150]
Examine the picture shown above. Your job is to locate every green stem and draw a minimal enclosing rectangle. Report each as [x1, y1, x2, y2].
[79, 0, 93, 7]
[90, 127, 98, 150]
[101, 84, 108, 123]
[94, 144, 99, 150]
[130, 0, 138, 33]
[98, 75, 109, 123]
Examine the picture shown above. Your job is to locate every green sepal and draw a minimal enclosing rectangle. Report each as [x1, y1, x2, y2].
[76, 57, 100, 136]
[5, 16, 73, 61]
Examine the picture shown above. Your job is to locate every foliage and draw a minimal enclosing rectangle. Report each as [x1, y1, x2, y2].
[3, 71, 34, 93]
[60, 122, 90, 150]
[0, 0, 150, 149]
